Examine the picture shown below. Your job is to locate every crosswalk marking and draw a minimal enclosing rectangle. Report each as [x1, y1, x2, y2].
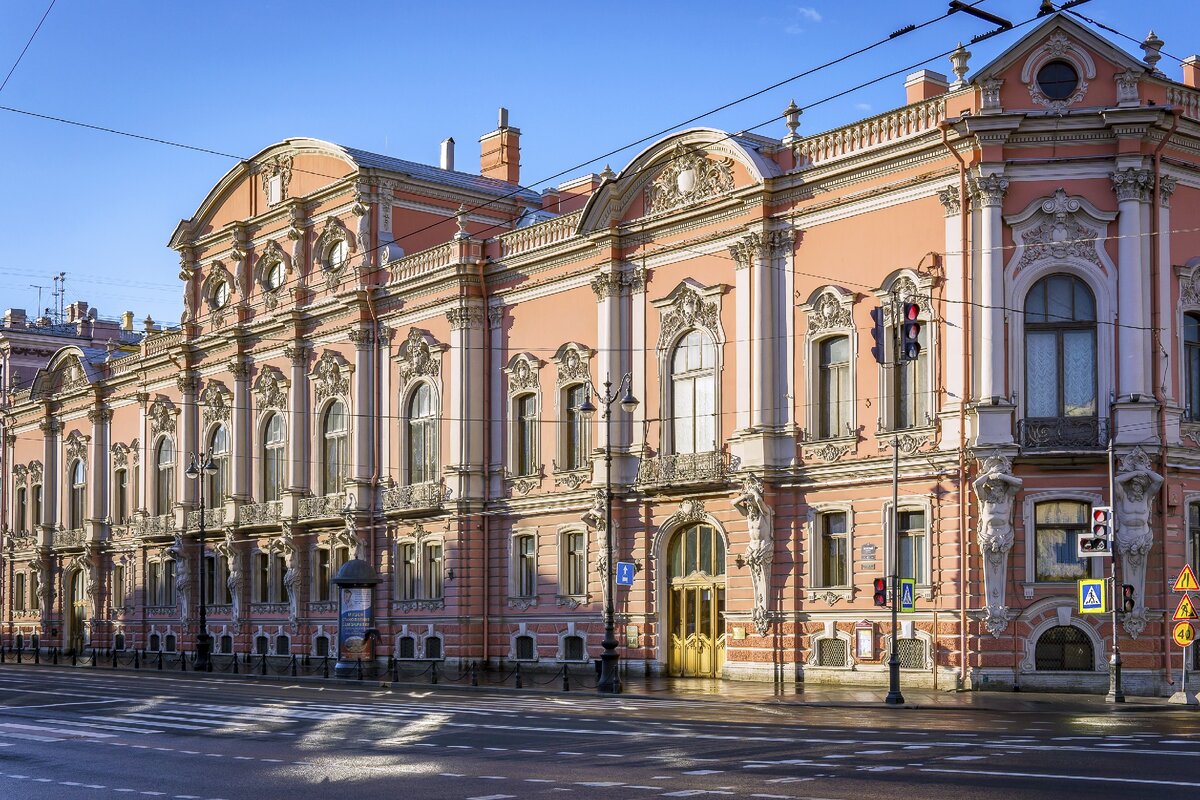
[37, 718, 158, 734]
[0, 723, 113, 738]
[81, 715, 205, 731]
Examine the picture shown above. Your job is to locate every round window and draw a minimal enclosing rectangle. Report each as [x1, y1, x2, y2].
[266, 261, 284, 290]
[1036, 60, 1079, 101]
[211, 280, 230, 309]
[327, 240, 347, 271]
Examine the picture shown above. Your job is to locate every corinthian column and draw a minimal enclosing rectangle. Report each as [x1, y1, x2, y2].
[970, 175, 1008, 404]
[1111, 168, 1154, 401]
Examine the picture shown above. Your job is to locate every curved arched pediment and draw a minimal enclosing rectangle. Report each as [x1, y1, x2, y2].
[577, 128, 779, 235]
[31, 347, 101, 400]
[168, 138, 360, 248]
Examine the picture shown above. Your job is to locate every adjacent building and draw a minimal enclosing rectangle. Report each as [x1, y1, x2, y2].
[3, 14, 1200, 692]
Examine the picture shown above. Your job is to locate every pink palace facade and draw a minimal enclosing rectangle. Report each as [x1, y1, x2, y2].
[4, 15, 1200, 692]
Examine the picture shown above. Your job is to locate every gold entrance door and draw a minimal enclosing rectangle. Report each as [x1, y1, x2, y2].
[666, 524, 726, 678]
[67, 570, 87, 654]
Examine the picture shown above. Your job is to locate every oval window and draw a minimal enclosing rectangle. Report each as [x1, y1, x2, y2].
[327, 240, 347, 271]
[1036, 60, 1079, 101]
[211, 280, 230, 309]
[266, 261, 284, 290]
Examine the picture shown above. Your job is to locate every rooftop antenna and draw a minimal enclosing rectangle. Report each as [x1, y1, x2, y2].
[52, 272, 65, 324]
[29, 284, 46, 317]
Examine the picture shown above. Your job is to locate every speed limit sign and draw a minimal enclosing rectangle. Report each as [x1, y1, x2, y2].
[1174, 621, 1196, 647]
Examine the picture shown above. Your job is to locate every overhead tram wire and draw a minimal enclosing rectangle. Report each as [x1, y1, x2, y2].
[0, 0, 57, 95]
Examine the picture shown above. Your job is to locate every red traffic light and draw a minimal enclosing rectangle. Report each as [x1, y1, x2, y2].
[900, 303, 921, 361]
[1092, 507, 1112, 523]
[872, 577, 888, 607]
[1121, 584, 1136, 614]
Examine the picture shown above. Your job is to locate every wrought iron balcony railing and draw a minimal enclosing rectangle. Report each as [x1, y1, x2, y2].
[1018, 416, 1107, 451]
[382, 480, 451, 515]
[239, 500, 283, 526]
[186, 507, 226, 531]
[635, 450, 738, 490]
[297, 494, 345, 521]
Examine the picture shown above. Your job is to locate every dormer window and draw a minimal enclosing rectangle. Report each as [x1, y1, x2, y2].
[210, 279, 230, 309]
[1036, 60, 1078, 101]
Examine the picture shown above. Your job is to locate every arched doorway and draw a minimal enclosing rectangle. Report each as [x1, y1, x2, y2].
[66, 569, 87, 655]
[666, 523, 726, 677]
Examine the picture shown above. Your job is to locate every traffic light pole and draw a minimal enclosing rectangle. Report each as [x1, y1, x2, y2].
[885, 294, 904, 706]
[1106, 435, 1125, 703]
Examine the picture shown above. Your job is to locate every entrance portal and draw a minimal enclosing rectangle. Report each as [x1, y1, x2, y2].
[666, 523, 725, 677]
[66, 569, 87, 655]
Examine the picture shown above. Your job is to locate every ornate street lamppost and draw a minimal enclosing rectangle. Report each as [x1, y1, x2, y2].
[578, 373, 638, 695]
[185, 450, 217, 672]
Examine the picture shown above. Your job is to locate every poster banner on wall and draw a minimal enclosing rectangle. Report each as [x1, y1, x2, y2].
[338, 586, 374, 663]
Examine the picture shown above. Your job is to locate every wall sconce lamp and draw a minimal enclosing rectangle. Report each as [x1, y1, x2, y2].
[735, 554, 747, 568]
[445, 569, 455, 582]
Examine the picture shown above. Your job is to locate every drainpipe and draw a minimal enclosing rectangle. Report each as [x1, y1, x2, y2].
[365, 286, 381, 592]
[478, 256, 491, 665]
[1151, 108, 1181, 684]
[940, 121, 972, 688]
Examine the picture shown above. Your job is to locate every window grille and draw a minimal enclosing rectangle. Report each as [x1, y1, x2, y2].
[255, 635, 269, 655]
[817, 637, 847, 667]
[563, 635, 584, 661]
[515, 635, 535, 661]
[425, 637, 443, 660]
[1034, 625, 1093, 671]
[398, 636, 416, 659]
[275, 635, 289, 655]
[897, 638, 925, 669]
[164, 634, 177, 652]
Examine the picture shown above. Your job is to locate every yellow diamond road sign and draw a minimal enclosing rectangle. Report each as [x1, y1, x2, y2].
[1078, 579, 1106, 614]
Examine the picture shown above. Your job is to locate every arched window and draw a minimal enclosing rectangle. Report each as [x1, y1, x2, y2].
[563, 384, 589, 470]
[69, 460, 86, 529]
[207, 425, 229, 505]
[1024, 274, 1097, 421]
[155, 439, 175, 515]
[670, 330, 716, 454]
[407, 384, 437, 484]
[321, 401, 348, 495]
[514, 393, 537, 476]
[1034, 625, 1094, 670]
[1185, 313, 1200, 421]
[263, 413, 285, 502]
[817, 336, 851, 439]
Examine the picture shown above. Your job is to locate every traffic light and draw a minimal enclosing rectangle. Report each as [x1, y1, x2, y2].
[873, 578, 888, 607]
[1078, 506, 1113, 556]
[899, 303, 921, 361]
[869, 306, 888, 365]
[1121, 584, 1136, 614]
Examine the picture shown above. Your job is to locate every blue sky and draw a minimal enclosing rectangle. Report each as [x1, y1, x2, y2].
[0, 1, 1193, 325]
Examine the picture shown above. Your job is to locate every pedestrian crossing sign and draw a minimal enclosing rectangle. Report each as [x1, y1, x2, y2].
[1078, 579, 1107, 614]
[899, 578, 916, 613]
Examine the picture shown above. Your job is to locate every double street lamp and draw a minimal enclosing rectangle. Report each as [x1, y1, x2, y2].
[185, 450, 217, 672]
[578, 373, 638, 695]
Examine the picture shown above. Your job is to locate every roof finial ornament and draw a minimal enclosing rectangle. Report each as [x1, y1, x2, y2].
[1141, 30, 1164, 74]
[949, 42, 971, 90]
[454, 204, 469, 240]
[783, 100, 802, 144]
[599, 164, 616, 181]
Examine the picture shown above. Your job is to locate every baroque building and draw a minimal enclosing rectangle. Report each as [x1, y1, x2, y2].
[3, 14, 1200, 692]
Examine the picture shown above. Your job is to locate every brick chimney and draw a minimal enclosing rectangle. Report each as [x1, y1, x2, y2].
[479, 107, 521, 184]
[1184, 56, 1200, 88]
[905, 69, 950, 103]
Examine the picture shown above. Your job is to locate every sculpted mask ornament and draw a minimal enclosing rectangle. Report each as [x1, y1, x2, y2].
[973, 452, 1023, 637]
[658, 286, 719, 349]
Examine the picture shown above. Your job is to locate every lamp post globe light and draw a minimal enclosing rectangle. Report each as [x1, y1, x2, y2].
[185, 450, 218, 672]
[578, 373, 638, 695]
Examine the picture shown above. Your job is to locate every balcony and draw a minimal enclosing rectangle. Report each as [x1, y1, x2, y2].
[635, 450, 738, 492]
[186, 507, 226, 530]
[297, 494, 345, 521]
[382, 480, 450, 516]
[307, 601, 338, 615]
[134, 514, 176, 538]
[1018, 416, 1107, 451]
[239, 500, 283, 526]
[52, 528, 86, 548]
[249, 602, 289, 615]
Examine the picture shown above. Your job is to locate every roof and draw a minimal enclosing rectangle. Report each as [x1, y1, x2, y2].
[339, 144, 543, 204]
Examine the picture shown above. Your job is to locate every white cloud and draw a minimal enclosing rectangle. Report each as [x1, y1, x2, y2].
[854, 102, 872, 112]
[796, 7, 822, 22]
[782, 5, 823, 34]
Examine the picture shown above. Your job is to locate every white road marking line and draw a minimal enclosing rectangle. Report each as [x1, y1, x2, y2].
[466, 795, 515, 800]
[83, 715, 206, 731]
[681, 770, 723, 775]
[922, 767, 1200, 787]
[0, 722, 113, 738]
[36, 717, 159, 734]
[944, 755, 987, 761]
[0, 731, 62, 742]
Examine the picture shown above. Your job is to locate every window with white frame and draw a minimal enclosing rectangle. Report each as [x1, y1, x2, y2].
[560, 529, 586, 597]
[202, 554, 226, 605]
[68, 460, 86, 529]
[207, 424, 229, 504]
[110, 563, 124, 607]
[897, 509, 927, 584]
[31, 483, 42, 531]
[14, 573, 26, 612]
[513, 533, 537, 597]
[407, 384, 437, 483]
[155, 439, 175, 515]
[1033, 500, 1089, 582]
[263, 413, 285, 502]
[398, 543, 417, 600]
[563, 384, 590, 470]
[514, 393, 538, 477]
[1186, 313, 1200, 421]
[423, 543, 444, 600]
[396, 539, 445, 601]
[148, 562, 160, 606]
[815, 511, 849, 588]
[113, 469, 128, 524]
[29, 571, 39, 611]
[894, 329, 928, 430]
[148, 559, 176, 607]
[15, 485, 27, 532]
[1024, 274, 1097, 420]
[321, 400, 348, 495]
[670, 330, 717, 454]
[325, 239, 348, 272]
[817, 336, 851, 439]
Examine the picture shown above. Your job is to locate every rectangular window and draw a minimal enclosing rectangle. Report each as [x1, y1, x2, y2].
[272, 556, 289, 603]
[148, 562, 160, 606]
[562, 530, 586, 596]
[112, 564, 125, 607]
[895, 327, 927, 429]
[315, 549, 331, 602]
[15, 487, 26, 532]
[255, 553, 270, 603]
[818, 512, 848, 587]
[29, 572, 39, 611]
[515, 534, 536, 597]
[14, 574, 25, 612]
[564, 385, 589, 470]
[424, 543, 444, 600]
[897, 509, 927, 584]
[818, 337, 850, 439]
[399, 543, 417, 600]
[163, 560, 177, 606]
[267, 174, 282, 205]
[1034, 501, 1089, 582]
[217, 556, 232, 604]
[516, 395, 537, 476]
[114, 469, 128, 523]
[31, 485, 42, 530]
[203, 555, 218, 607]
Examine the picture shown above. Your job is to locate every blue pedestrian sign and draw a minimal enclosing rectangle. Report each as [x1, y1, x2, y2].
[899, 578, 916, 613]
[1078, 578, 1107, 614]
[615, 561, 636, 587]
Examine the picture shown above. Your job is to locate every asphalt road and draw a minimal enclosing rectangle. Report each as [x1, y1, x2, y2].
[2, 665, 1200, 799]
